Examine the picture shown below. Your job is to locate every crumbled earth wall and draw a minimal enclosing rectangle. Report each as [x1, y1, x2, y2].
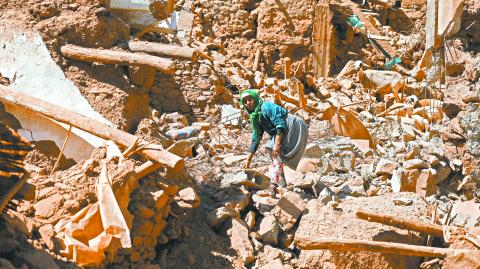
[194, 0, 315, 77]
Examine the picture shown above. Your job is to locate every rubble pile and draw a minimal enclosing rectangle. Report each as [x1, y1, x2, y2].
[0, 0, 479, 268]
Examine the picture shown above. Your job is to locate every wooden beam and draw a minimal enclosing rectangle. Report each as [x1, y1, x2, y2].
[133, 161, 161, 180]
[128, 41, 198, 61]
[253, 47, 262, 71]
[295, 238, 466, 258]
[0, 85, 184, 171]
[312, 0, 334, 79]
[61, 44, 175, 74]
[356, 210, 444, 237]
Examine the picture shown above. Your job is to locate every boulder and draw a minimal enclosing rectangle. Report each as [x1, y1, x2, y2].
[284, 166, 305, 187]
[260, 258, 284, 269]
[296, 158, 318, 173]
[403, 159, 429, 170]
[226, 217, 254, 265]
[375, 159, 397, 176]
[252, 195, 278, 215]
[271, 191, 306, 232]
[207, 206, 240, 229]
[295, 193, 430, 269]
[391, 169, 419, 192]
[222, 188, 251, 213]
[258, 215, 279, 246]
[176, 187, 201, 208]
[34, 193, 64, 219]
[415, 169, 436, 197]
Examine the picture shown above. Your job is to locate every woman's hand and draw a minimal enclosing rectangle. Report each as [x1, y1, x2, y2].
[244, 153, 254, 169]
[272, 133, 283, 158]
[272, 144, 280, 158]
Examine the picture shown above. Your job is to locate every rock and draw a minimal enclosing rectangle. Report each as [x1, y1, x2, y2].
[176, 187, 201, 208]
[340, 178, 367, 197]
[391, 169, 419, 192]
[0, 258, 15, 269]
[207, 206, 240, 229]
[222, 188, 251, 212]
[393, 197, 414, 206]
[258, 215, 279, 246]
[405, 146, 420, 160]
[279, 233, 294, 249]
[295, 193, 429, 269]
[450, 200, 480, 228]
[198, 64, 211, 76]
[339, 79, 353, 90]
[296, 158, 317, 173]
[14, 249, 59, 269]
[222, 170, 269, 190]
[375, 159, 397, 176]
[151, 190, 169, 209]
[442, 101, 465, 118]
[34, 193, 64, 219]
[38, 224, 56, 251]
[271, 191, 306, 232]
[318, 187, 334, 204]
[403, 159, 429, 170]
[221, 104, 241, 126]
[223, 155, 249, 167]
[252, 194, 278, 215]
[226, 217, 254, 265]
[2, 211, 33, 237]
[415, 169, 436, 197]
[304, 143, 322, 158]
[284, 166, 305, 187]
[431, 163, 451, 184]
[245, 211, 256, 232]
[260, 258, 285, 269]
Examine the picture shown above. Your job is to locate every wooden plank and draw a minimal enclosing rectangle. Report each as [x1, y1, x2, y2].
[296, 237, 460, 258]
[61, 44, 175, 74]
[0, 85, 184, 171]
[312, 0, 334, 79]
[356, 210, 444, 237]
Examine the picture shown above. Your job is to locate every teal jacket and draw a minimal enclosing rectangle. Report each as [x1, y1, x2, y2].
[249, 102, 288, 153]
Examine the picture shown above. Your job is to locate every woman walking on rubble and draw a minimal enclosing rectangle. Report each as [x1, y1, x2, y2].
[240, 89, 308, 192]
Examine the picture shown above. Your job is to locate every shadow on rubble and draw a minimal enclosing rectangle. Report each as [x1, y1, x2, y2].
[0, 214, 80, 269]
[154, 172, 236, 269]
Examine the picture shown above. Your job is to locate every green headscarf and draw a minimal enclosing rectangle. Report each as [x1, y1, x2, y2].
[240, 89, 263, 140]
